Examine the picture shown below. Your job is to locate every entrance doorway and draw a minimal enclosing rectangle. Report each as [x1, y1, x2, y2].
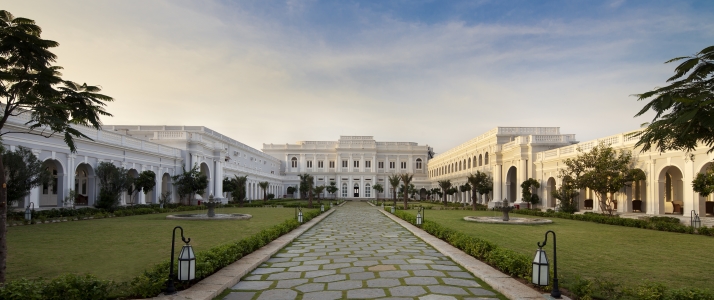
[353, 184, 360, 197]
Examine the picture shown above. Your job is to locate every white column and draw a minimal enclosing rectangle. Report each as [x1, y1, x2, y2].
[493, 163, 502, 203]
[65, 154, 76, 207]
[683, 159, 694, 214]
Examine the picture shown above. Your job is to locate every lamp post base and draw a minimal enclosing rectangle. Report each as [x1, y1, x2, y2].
[165, 279, 177, 295]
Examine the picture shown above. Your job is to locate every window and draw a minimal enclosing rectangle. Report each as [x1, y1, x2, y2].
[291, 157, 298, 168]
[416, 158, 422, 169]
[401, 162, 407, 169]
[307, 160, 313, 168]
[389, 162, 395, 169]
[354, 160, 359, 168]
[342, 160, 348, 168]
[365, 184, 371, 197]
[478, 154, 482, 166]
[329, 161, 335, 168]
[318, 161, 324, 168]
[468, 158, 471, 168]
[378, 161, 384, 169]
[365, 161, 371, 168]
[485, 152, 489, 165]
[341, 183, 348, 197]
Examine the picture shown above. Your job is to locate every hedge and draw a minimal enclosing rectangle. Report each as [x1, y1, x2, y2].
[511, 209, 714, 237]
[0, 209, 326, 299]
[391, 210, 714, 300]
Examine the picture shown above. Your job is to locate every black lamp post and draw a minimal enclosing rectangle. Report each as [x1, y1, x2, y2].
[416, 206, 424, 227]
[165, 226, 195, 295]
[691, 210, 701, 228]
[533, 230, 560, 298]
[24, 202, 34, 222]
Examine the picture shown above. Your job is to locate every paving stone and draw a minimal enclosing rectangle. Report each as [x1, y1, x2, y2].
[327, 280, 363, 290]
[275, 279, 309, 288]
[303, 259, 331, 265]
[322, 263, 352, 269]
[467, 288, 496, 296]
[447, 271, 475, 279]
[222, 292, 255, 300]
[427, 285, 469, 295]
[366, 278, 401, 288]
[379, 270, 411, 278]
[348, 272, 376, 280]
[353, 260, 380, 267]
[390, 286, 428, 297]
[266, 271, 302, 280]
[333, 257, 358, 263]
[413, 270, 446, 277]
[271, 262, 301, 268]
[302, 291, 343, 300]
[346, 288, 386, 299]
[313, 274, 347, 282]
[288, 265, 320, 272]
[419, 295, 457, 300]
[400, 264, 429, 270]
[368, 264, 396, 271]
[267, 257, 291, 263]
[405, 276, 439, 285]
[250, 267, 284, 275]
[275, 253, 300, 257]
[295, 283, 326, 293]
[241, 275, 262, 281]
[338, 267, 365, 274]
[430, 265, 463, 271]
[381, 259, 408, 264]
[443, 278, 481, 287]
[256, 289, 297, 300]
[408, 259, 434, 264]
[231, 281, 272, 290]
[304, 270, 337, 278]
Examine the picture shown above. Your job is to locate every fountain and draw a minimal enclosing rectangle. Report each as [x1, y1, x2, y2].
[463, 198, 553, 225]
[166, 194, 252, 221]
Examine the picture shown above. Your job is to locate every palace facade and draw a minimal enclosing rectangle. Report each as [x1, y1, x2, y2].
[5, 110, 713, 217]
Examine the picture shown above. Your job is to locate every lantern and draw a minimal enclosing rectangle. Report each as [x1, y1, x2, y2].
[321, 204, 324, 212]
[391, 206, 395, 213]
[532, 248, 549, 286]
[416, 212, 422, 226]
[691, 210, 701, 228]
[178, 244, 196, 281]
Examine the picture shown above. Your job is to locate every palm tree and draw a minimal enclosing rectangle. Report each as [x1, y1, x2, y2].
[399, 173, 413, 209]
[373, 183, 384, 202]
[258, 181, 269, 203]
[388, 174, 401, 208]
[438, 180, 452, 207]
[314, 185, 325, 203]
[467, 172, 486, 210]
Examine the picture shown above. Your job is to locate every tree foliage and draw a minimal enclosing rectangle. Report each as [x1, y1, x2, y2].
[0, 10, 115, 282]
[559, 143, 646, 216]
[467, 171, 490, 210]
[438, 179, 452, 207]
[373, 183, 383, 200]
[229, 175, 248, 206]
[314, 185, 325, 201]
[399, 173, 413, 209]
[388, 174, 401, 207]
[171, 165, 208, 205]
[326, 181, 338, 199]
[127, 170, 155, 205]
[95, 162, 130, 210]
[692, 163, 714, 197]
[552, 175, 580, 214]
[258, 181, 269, 202]
[520, 178, 540, 205]
[633, 45, 714, 153]
[2, 146, 49, 204]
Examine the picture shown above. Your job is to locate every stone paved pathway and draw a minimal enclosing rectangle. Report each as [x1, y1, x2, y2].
[221, 202, 503, 300]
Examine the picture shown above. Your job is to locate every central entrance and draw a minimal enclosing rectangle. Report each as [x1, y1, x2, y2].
[353, 183, 360, 197]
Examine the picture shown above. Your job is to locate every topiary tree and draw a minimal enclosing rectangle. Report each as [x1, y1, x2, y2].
[459, 183, 471, 204]
[326, 181, 338, 200]
[520, 178, 541, 207]
[438, 180, 452, 207]
[287, 186, 297, 198]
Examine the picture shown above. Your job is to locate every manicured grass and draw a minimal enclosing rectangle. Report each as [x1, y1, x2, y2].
[402, 209, 714, 290]
[7, 207, 296, 282]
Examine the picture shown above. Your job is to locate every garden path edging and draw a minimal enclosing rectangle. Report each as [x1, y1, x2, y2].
[152, 207, 336, 300]
[379, 209, 570, 300]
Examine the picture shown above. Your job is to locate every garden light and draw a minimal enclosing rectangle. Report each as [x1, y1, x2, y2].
[691, 210, 701, 229]
[391, 206, 395, 213]
[24, 202, 34, 221]
[416, 206, 424, 227]
[321, 204, 324, 212]
[296, 206, 303, 223]
[533, 230, 560, 298]
[165, 226, 195, 295]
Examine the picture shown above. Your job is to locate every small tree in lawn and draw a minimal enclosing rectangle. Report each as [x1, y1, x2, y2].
[559, 143, 646, 216]
[459, 184, 471, 205]
[222, 177, 235, 199]
[692, 164, 714, 200]
[399, 173, 413, 209]
[468, 172, 488, 210]
[430, 188, 441, 201]
[326, 181, 338, 200]
[0, 10, 114, 282]
[476, 173, 493, 205]
[231, 175, 248, 206]
[388, 174, 401, 208]
[171, 165, 208, 205]
[95, 162, 131, 210]
[314, 185, 325, 203]
[373, 183, 383, 201]
[298, 173, 312, 199]
[446, 187, 458, 204]
[2, 146, 50, 207]
[128, 170, 156, 205]
[552, 175, 580, 214]
[438, 180, 452, 207]
[520, 178, 540, 208]
[258, 181, 269, 203]
[287, 186, 297, 198]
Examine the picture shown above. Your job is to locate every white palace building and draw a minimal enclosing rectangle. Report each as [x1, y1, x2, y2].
[4, 109, 714, 218]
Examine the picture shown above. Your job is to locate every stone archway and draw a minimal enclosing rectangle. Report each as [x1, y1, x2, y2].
[506, 166, 517, 202]
[658, 166, 684, 215]
[74, 163, 95, 206]
[161, 173, 172, 203]
[546, 177, 556, 208]
[40, 159, 64, 207]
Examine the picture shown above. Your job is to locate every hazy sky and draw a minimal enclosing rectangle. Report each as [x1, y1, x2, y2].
[5, 1, 714, 153]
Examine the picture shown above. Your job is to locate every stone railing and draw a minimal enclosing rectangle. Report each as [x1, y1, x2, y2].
[535, 129, 643, 162]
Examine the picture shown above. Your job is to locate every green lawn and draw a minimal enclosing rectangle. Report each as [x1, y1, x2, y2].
[7, 207, 297, 282]
[402, 209, 714, 290]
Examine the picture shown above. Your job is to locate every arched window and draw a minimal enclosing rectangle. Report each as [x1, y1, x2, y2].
[479, 154, 483, 166]
[458, 161, 461, 171]
[463, 159, 466, 170]
[341, 183, 348, 197]
[485, 152, 489, 165]
[291, 157, 298, 168]
[416, 158, 422, 169]
[468, 158, 471, 168]
[365, 184, 371, 197]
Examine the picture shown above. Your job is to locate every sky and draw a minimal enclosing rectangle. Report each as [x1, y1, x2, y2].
[4, 0, 714, 154]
